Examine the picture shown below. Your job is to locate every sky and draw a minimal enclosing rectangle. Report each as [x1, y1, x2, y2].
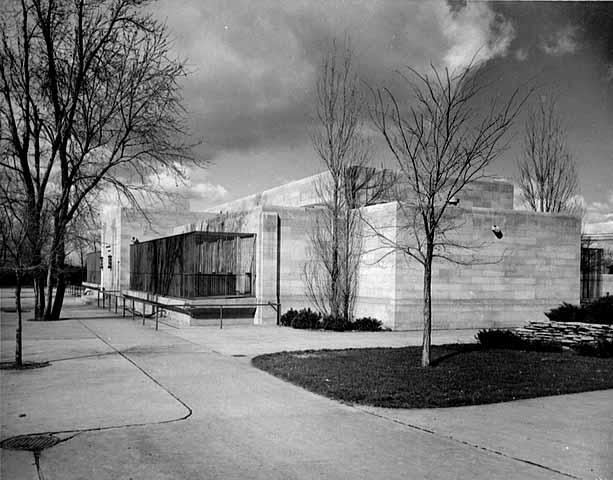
[151, 0, 613, 233]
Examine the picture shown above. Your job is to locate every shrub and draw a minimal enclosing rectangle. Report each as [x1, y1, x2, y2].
[545, 302, 584, 323]
[476, 329, 526, 349]
[280, 308, 299, 327]
[476, 329, 563, 352]
[291, 308, 322, 329]
[573, 339, 613, 358]
[545, 297, 613, 325]
[352, 317, 383, 332]
[321, 315, 351, 331]
[280, 309, 383, 332]
[583, 296, 613, 324]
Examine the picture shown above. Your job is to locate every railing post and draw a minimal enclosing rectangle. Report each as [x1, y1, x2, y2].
[122, 297, 126, 317]
[132, 299, 135, 320]
[114, 295, 118, 314]
[155, 306, 159, 331]
[102, 292, 105, 309]
[219, 305, 223, 329]
[142, 301, 145, 325]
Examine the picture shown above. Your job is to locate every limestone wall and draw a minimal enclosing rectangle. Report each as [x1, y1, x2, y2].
[459, 178, 514, 209]
[206, 172, 329, 212]
[356, 202, 580, 330]
[207, 171, 514, 212]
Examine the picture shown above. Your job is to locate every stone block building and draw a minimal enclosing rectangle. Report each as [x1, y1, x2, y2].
[107, 170, 581, 330]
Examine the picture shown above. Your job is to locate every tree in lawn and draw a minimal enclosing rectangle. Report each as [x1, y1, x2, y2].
[0, 0, 193, 320]
[305, 40, 386, 321]
[370, 64, 527, 367]
[517, 95, 581, 214]
[0, 177, 50, 367]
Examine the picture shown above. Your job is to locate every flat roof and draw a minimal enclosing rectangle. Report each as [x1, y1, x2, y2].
[131, 230, 256, 246]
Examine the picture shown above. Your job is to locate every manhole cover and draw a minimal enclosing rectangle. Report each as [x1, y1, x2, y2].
[1, 434, 61, 451]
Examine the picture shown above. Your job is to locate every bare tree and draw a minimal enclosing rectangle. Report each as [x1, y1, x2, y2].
[0, 0, 194, 320]
[517, 95, 580, 213]
[0, 175, 50, 367]
[370, 63, 528, 366]
[305, 40, 385, 321]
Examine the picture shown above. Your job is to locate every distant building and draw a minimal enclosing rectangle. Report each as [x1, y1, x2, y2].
[106, 170, 581, 330]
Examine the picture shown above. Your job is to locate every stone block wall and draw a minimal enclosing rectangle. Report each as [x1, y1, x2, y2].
[207, 172, 514, 212]
[206, 172, 329, 213]
[355, 202, 399, 328]
[356, 202, 580, 330]
[458, 178, 514, 209]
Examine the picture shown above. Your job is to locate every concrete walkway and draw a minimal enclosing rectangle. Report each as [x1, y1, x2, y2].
[1, 301, 611, 479]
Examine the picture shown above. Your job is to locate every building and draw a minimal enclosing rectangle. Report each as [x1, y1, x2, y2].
[114, 170, 581, 330]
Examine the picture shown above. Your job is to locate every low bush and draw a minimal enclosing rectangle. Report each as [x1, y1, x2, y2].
[545, 297, 613, 325]
[352, 317, 383, 332]
[545, 302, 584, 323]
[322, 315, 351, 332]
[291, 308, 322, 329]
[279, 308, 299, 327]
[476, 329, 563, 352]
[573, 339, 613, 358]
[280, 309, 384, 332]
[583, 296, 613, 324]
[476, 329, 526, 349]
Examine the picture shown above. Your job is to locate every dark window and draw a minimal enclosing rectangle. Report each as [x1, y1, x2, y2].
[108, 255, 112, 269]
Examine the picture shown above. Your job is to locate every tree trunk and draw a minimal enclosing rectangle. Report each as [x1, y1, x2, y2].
[421, 245, 433, 368]
[44, 260, 54, 320]
[50, 240, 66, 320]
[33, 272, 45, 321]
[15, 275, 23, 368]
[331, 188, 340, 318]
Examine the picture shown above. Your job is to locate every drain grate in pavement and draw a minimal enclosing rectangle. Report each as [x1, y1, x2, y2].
[232, 354, 247, 357]
[1, 434, 61, 452]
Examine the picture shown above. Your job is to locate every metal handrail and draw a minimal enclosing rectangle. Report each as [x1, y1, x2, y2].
[94, 292, 280, 330]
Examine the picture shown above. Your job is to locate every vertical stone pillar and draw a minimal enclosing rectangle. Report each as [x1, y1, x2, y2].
[255, 211, 279, 325]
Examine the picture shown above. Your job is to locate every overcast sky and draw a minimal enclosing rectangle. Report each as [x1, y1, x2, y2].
[151, 0, 613, 233]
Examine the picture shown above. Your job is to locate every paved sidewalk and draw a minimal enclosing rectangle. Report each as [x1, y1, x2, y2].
[1, 301, 611, 479]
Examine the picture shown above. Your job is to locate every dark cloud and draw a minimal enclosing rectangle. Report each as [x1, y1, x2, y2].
[155, 0, 516, 161]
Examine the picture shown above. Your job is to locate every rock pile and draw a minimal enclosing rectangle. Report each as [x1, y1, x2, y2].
[516, 321, 613, 346]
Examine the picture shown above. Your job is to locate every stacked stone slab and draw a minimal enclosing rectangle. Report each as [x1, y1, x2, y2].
[516, 321, 613, 346]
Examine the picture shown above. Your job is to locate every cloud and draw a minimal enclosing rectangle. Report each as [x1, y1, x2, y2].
[583, 190, 613, 234]
[189, 181, 229, 203]
[540, 25, 578, 56]
[441, 2, 515, 71]
[153, 0, 516, 163]
[514, 48, 528, 61]
[146, 165, 229, 210]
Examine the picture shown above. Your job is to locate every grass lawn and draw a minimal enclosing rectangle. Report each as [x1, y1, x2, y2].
[252, 345, 613, 408]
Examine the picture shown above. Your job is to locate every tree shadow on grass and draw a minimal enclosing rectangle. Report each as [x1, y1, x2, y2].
[430, 344, 481, 367]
